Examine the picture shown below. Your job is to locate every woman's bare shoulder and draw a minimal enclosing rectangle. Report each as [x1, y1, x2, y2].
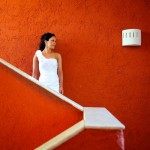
[54, 52, 61, 59]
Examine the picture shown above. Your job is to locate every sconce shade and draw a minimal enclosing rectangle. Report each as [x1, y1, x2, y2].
[122, 29, 141, 46]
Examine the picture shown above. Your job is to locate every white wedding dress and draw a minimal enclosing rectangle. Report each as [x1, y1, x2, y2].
[35, 50, 59, 93]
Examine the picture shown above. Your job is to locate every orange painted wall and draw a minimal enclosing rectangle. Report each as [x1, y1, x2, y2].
[56, 129, 124, 150]
[0, 0, 150, 149]
[0, 64, 82, 150]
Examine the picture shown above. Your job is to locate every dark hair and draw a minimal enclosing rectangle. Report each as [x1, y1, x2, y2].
[39, 32, 55, 51]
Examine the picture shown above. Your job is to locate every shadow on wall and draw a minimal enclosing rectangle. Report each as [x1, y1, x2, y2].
[142, 32, 150, 48]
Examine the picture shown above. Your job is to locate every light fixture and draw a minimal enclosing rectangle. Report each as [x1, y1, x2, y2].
[122, 29, 141, 46]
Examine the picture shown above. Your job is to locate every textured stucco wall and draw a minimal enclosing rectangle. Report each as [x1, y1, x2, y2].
[0, 64, 82, 150]
[56, 129, 124, 150]
[0, 0, 150, 149]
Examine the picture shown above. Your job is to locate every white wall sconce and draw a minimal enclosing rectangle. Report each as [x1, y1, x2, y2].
[122, 29, 141, 46]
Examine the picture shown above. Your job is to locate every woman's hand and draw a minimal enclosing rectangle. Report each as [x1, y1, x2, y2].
[59, 87, 64, 94]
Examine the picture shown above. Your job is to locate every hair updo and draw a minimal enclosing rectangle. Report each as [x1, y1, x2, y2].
[39, 32, 55, 51]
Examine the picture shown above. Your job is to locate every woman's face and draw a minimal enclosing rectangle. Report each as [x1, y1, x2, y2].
[45, 36, 56, 50]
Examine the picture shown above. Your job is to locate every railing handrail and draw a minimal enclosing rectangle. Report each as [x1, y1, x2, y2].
[0, 58, 84, 111]
[35, 120, 85, 150]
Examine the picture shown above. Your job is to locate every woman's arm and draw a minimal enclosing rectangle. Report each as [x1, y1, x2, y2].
[32, 54, 39, 79]
[57, 53, 64, 94]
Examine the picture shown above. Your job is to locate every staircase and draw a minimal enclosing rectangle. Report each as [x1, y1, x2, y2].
[0, 59, 125, 150]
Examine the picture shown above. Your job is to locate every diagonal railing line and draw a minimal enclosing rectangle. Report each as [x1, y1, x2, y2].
[0, 58, 84, 111]
[35, 120, 85, 150]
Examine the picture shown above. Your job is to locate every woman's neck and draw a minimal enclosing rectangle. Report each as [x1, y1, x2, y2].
[43, 47, 52, 53]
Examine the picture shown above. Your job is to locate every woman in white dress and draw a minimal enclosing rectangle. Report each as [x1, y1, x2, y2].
[32, 33, 63, 94]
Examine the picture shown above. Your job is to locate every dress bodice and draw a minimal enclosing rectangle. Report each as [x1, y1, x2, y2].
[36, 50, 58, 76]
[35, 50, 59, 92]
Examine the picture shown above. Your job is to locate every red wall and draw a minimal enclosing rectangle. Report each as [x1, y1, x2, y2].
[56, 129, 124, 150]
[0, 0, 150, 149]
[0, 64, 82, 150]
